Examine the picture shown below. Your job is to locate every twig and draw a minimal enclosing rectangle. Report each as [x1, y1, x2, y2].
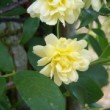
[0, 17, 25, 23]
[0, 0, 28, 15]
[99, 13, 110, 17]
[6, 81, 15, 89]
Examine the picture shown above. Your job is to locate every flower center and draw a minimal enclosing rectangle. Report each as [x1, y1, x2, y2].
[51, 53, 74, 73]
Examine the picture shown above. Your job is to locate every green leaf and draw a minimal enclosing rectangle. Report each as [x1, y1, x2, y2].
[104, 109, 110, 110]
[0, 94, 11, 110]
[73, 33, 88, 40]
[81, 65, 108, 87]
[40, 23, 53, 36]
[0, 0, 12, 8]
[14, 70, 65, 110]
[89, 103, 102, 108]
[91, 58, 110, 65]
[65, 74, 103, 104]
[28, 48, 41, 72]
[3, 6, 26, 16]
[0, 78, 6, 98]
[100, 8, 110, 15]
[88, 35, 102, 56]
[92, 44, 110, 65]
[20, 18, 40, 45]
[0, 42, 14, 72]
[27, 37, 45, 48]
[92, 29, 109, 50]
[0, 79, 10, 110]
[100, 44, 110, 58]
[80, 9, 99, 28]
[27, 37, 45, 71]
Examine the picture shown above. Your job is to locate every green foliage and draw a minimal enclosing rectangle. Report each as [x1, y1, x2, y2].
[0, 0, 12, 8]
[14, 70, 65, 110]
[100, 44, 110, 58]
[82, 65, 108, 87]
[100, 8, 110, 15]
[0, 78, 10, 109]
[92, 29, 109, 50]
[80, 9, 99, 28]
[0, 0, 25, 16]
[20, 18, 40, 45]
[89, 103, 103, 108]
[0, 42, 14, 72]
[28, 47, 41, 71]
[0, 78, 6, 98]
[4, 7, 26, 16]
[88, 35, 102, 56]
[73, 33, 88, 40]
[92, 44, 110, 65]
[0, 94, 11, 110]
[0, 0, 110, 109]
[27, 37, 45, 71]
[65, 74, 103, 104]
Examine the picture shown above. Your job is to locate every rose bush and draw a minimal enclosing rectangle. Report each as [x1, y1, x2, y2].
[0, 0, 110, 110]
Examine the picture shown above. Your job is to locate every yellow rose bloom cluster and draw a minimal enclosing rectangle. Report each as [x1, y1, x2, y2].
[33, 34, 92, 86]
[27, 0, 84, 26]
[84, 0, 102, 12]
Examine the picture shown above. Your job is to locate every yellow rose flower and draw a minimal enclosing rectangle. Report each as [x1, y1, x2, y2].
[27, 0, 84, 26]
[102, 18, 110, 33]
[84, 0, 102, 12]
[102, 17, 110, 42]
[33, 34, 92, 86]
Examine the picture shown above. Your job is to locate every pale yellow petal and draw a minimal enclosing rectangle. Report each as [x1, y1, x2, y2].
[72, 40, 87, 51]
[54, 73, 62, 86]
[65, 10, 75, 24]
[50, 67, 55, 79]
[78, 59, 89, 71]
[33, 45, 45, 57]
[72, 62, 80, 70]
[40, 15, 58, 25]
[84, 0, 91, 9]
[40, 64, 51, 77]
[68, 71, 79, 82]
[57, 72, 68, 82]
[91, 0, 102, 12]
[78, 40, 87, 49]
[80, 49, 92, 61]
[27, 1, 39, 17]
[37, 57, 50, 66]
[56, 63, 62, 72]
[44, 44, 56, 57]
[45, 34, 58, 45]
[59, 17, 66, 27]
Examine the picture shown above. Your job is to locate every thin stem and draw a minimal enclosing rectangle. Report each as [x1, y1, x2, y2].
[0, 0, 28, 14]
[90, 58, 110, 66]
[57, 20, 60, 38]
[0, 17, 25, 23]
[0, 71, 15, 78]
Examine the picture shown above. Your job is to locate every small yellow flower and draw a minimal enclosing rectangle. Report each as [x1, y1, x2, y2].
[33, 34, 92, 86]
[102, 18, 110, 33]
[84, 0, 102, 12]
[27, 0, 84, 26]
[102, 17, 110, 41]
